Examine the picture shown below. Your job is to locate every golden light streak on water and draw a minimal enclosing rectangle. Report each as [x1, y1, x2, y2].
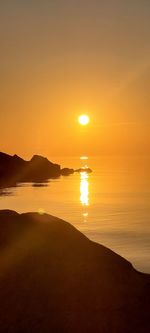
[80, 172, 89, 206]
[80, 156, 88, 160]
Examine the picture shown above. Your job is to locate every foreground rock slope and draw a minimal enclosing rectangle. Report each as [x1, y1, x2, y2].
[0, 210, 149, 333]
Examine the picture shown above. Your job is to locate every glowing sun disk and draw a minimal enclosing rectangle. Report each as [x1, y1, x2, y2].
[78, 114, 90, 126]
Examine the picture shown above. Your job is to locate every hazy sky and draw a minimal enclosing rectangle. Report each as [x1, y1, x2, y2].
[0, 0, 150, 158]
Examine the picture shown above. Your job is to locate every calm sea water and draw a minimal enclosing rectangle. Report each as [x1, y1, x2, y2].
[0, 156, 150, 273]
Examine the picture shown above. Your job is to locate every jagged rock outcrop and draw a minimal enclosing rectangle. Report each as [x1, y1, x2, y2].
[0, 152, 61, 185]
[0, 152, 93, 187]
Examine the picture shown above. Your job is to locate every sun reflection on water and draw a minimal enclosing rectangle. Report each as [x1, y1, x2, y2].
[80, 172, 89, 206]
[80, 170, 90, 222]
[80, 156, 88, 161]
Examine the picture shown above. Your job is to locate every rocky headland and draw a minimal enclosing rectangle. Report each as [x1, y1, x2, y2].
[0, 152, 83, 187]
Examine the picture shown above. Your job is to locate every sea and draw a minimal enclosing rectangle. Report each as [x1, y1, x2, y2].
[0, 155, 150, 273]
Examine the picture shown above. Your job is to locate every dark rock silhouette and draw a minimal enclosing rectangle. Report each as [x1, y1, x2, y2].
[0, 152, 63, 186]
[75, 167, 92, 173]
[26, 155, 61, 181]
[0, 210, 149, 333]
[61, 167, 74, 176]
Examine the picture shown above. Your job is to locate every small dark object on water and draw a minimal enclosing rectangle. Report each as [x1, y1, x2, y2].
[75, 167, 92, 173]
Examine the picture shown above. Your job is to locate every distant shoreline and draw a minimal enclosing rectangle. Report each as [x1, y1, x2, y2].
[0, 151, 92, 189]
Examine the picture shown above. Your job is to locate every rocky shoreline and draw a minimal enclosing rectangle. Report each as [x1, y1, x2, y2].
[0, 152, 92, 188]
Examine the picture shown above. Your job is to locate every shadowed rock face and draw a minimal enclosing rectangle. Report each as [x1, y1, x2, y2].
[0, 210, 149, 333]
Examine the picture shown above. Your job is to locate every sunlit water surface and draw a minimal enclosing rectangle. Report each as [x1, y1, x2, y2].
[0, 156, 150, 273]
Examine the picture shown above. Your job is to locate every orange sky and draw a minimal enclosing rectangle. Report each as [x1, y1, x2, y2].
[0, 1, 150, 158]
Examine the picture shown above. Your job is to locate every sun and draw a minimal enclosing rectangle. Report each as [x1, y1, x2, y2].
[78, 114, 90, 126]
